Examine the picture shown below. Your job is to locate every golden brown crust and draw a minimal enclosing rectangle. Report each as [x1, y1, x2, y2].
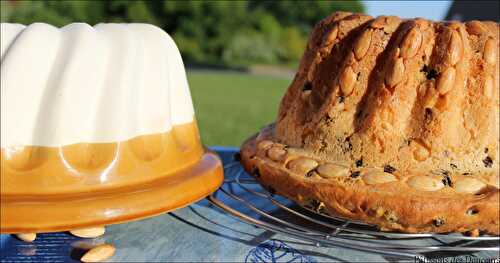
[276, 14, 499, 174]
[241, 13, 499, 234]
[241, 130, 499, 234]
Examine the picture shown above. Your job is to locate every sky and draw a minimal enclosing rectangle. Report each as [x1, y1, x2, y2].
[363, 1, 453, 21]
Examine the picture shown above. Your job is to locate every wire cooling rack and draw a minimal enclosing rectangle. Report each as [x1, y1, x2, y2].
[207, 149, 500, 260]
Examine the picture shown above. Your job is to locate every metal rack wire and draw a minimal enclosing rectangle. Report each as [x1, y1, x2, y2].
[207, 157, 500, 260]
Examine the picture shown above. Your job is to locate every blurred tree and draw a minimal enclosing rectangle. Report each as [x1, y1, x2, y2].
[222, 29, 279, 66]
[1, 0, 364, 67]
[279, 26, 306, 63]
[163, 0, 251, 64]
[2, 0, 106, 26]
[249, 1, 364, 32]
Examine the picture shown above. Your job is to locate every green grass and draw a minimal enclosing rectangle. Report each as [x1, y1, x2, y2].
[187, 70, 291, 146]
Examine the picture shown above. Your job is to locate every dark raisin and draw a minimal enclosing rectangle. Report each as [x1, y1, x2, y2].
[355, 158, 363, 167]
[251, 167, 260, 178]
[421, 65, 438, 80]
[383, 165, 396, 173]
[465, 229, 480, 237]
[441, 174, 453, 187]
[427, 69, 438, 80]
[387, 216, 397, 223]
[450, 163, 457, 169]
[310, 199, 320, 209]
[302, 81, 313, 91]
[466, 207, 479, 215]
[433, 218, 445, 227]
[350, 171, 361, 178]
[324, 115, 333, 124]
[341, 137, 353, 153]
[338, 95, 345, 103]
[441, 170, 450, 176]
[233, 152, 241, 161]
[424, 108, 433, 123]
[305, 170, 316, 177]
[462, 172, 471, 176]
[314, 201, 326, 214]
[385, 212, 398, 222]
[346, 138, 353, 150]
[356, 72, 361, 81]
[483, 156, 493, 168]
[484, 148, 489, 153]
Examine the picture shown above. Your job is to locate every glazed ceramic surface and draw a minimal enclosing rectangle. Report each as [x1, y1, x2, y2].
[0, 23, 223, 233]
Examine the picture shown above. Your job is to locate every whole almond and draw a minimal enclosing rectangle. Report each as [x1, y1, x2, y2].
[354, 29, 372, 60]
[385, 57, 405, 87]
[287, 158, 318, 174]
[437, 67, 456, 95]
[400, 27, 422, 59]
[362, 170, 397, 185]
[448, 30, 463, 65]
[370, 16, 387, 29]
[81, 243, 115, 263]
[70, 227, 105, 238]
[483, 75, 494, 97]
[316, 163, 350, 178]
[454, 178, 486, 194]
[371, 16, 403, 31]
[16, 233, 36, 242]
[267, 147, 287, 162]
[339, 66, 356, 96]
[323, 26, 338, 46]
[483, 38, 497, 66]
[407, 176, 444, 191]
[488, 174, 499, 188]
[467, 21, 486, 35]
[257, 140, 274, 150]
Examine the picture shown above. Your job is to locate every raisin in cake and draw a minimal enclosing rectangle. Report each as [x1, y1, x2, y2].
[240, 12, 499, 234]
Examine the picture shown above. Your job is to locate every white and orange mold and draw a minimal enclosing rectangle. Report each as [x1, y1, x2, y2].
[0, 23, 223, 233]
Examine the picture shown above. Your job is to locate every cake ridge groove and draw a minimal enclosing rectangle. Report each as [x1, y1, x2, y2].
[274, 13, 498, 173]
[241, 12, 499, 234]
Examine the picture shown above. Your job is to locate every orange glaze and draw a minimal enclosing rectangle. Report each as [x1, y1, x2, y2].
[1, 121, 225, 233]
[1, 122, 203, 195]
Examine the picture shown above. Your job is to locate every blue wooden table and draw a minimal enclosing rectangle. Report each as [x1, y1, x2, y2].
[1, 147, 498, 262]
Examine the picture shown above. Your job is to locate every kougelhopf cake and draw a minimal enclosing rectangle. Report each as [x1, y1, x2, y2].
[240, 12, 499, 234]
[0, 23, 223, 233]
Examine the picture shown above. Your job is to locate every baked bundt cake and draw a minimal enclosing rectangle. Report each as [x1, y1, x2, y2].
[240, 12, 499, 234]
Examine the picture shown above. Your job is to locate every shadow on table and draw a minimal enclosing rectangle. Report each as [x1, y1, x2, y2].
[170, 206, 348, 262]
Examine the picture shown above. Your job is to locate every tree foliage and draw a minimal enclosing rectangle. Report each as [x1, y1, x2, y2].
[1, 0, 364, 67]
